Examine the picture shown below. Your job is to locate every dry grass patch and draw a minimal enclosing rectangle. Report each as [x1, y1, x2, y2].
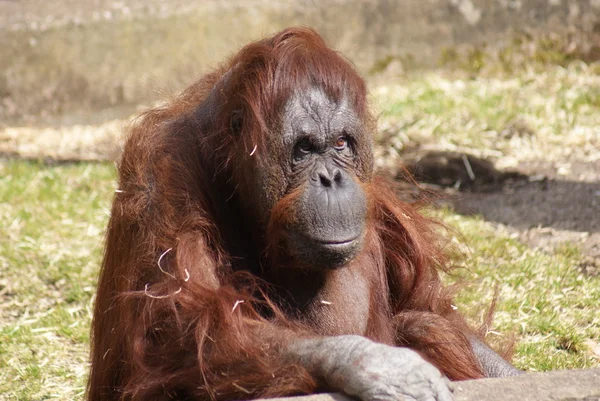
[372, 62, 600, 176]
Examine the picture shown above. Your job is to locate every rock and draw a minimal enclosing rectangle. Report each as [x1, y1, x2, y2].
[260, 369, 600, 401]
[452, 369, 600, 401]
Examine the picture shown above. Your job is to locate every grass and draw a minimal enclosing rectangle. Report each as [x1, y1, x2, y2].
[0, 162, 114, 400]
[1, 60, 600, 400]
[439, 209, 600, 372]
[372, 62, 600, 173]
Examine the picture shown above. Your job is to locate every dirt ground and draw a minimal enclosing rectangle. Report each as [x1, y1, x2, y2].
[405, 152, 600, 274]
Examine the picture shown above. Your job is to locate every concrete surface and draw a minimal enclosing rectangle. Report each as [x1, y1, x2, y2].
[262, 369, 600, 401]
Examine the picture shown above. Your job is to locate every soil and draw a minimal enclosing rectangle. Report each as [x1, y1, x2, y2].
[401, 151, 600, 275]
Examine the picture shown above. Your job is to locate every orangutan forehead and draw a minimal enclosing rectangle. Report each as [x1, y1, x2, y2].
[285, 87, 348, 116]
[282, 88, 360, 139]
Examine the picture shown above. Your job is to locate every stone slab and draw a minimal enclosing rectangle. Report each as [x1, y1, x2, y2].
[262, 369, 600, 401]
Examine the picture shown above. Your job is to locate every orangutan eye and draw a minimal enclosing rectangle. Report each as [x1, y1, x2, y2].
[333, 136, 348, 151]
[297, 138, 313, 153]
[294, 137, 314, 161]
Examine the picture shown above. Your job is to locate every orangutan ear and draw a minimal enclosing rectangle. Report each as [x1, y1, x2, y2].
[231, 109, 243, 136]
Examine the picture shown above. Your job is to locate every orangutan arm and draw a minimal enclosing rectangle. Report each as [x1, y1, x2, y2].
[470, 337, 524, 378]
[288, 335, 453, 401]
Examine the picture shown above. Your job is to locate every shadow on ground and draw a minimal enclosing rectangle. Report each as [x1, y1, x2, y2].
[400, 151, 600, 263]
[454, 178, 600, 234]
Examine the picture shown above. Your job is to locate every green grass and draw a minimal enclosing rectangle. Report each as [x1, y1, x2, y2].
[0, 161, 114, 400]
[372, 63, 600, 174]
[438, 209, 600, 372]
[376, 65, 599, 141]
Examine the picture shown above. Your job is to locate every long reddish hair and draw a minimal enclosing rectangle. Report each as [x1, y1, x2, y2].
[88, 27, 482, 401]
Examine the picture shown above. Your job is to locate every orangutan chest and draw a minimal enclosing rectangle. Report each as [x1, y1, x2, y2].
[302, 267, 371, 336]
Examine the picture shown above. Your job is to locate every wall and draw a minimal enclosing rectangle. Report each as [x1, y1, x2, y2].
[1, 0, 599, 123]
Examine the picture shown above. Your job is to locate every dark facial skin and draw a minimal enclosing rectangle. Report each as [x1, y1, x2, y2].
[265, 88, 370, 268]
